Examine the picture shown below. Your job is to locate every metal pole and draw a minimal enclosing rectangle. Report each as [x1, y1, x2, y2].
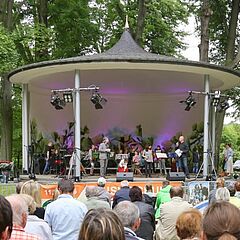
[212, 106, 216, 169]
[22, 84, 29, 173]
[74, 70, 81, 181]
[203, 75, 210, 176]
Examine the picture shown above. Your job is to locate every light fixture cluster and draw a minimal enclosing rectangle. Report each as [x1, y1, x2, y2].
[50, 92, 66, 110]
[90, 91, 107, 109]
[50, 86, 107, 110]
[179, 92, 196, 111]
[180, 90, 230, 112]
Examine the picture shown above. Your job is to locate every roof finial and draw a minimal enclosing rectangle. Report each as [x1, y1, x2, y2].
[124, 15, 129, 30]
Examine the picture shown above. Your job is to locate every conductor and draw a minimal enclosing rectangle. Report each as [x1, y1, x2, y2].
[176, 135, 190, 179]
[99, 137, 110, 177]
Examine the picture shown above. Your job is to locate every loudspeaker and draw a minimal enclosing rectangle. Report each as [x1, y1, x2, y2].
[166, 172, 185, 181]
[116, 172, 134, 182]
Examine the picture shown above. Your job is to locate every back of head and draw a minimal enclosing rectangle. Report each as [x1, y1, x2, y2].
[0, 195, 12, 239]
[215, 187, 230, 202]
[162, 180, 170, 188]
[228, 185, 236, 197]
[6, 194, 28, 227]
[170, 186, 184, 198]
[79, 208, 125, 240]
[85, 186, 100, 198]
[203, 201, 240, 240]
[235, 181, 240, 192]
[20, 180, 42, 207]
[145, 184, 153, 192]
[97, 177, 106, 187]
[120, 180, 129, 188]
[129, 186, 143, 202]
[216, 177, 225, 188]
[176, 209, 202, 240]
[114, 201, 140, 229]
[58, 179, 74, 194]
[20, 194, 37, 215]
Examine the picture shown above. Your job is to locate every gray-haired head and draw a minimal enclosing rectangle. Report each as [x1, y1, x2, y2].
[114, 201, 140, 229]
[85, 186, 100, 198]
[6, 194, 28, 227]
[215, 187, 230, 202]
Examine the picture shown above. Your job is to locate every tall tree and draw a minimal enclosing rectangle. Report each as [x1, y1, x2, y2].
[0, 0, 15, 160]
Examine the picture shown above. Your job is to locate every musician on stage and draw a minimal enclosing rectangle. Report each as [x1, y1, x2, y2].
[176, 135, 190, 179]
[99, 137, 110, 177]
[43, 141, 54, 174]
[88, 144, 96, 175]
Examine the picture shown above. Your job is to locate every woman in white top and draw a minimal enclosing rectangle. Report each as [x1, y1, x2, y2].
[21, 194, 53, 240]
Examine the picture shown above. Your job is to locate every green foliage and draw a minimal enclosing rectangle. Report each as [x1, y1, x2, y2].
[49, 0, 98, 58]
[221, 123, 240, 160]
[143, 0, 189, 56]
[0, 25, 19, 74]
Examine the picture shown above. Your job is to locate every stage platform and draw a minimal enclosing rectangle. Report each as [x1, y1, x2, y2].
[19, 173, 201, 184]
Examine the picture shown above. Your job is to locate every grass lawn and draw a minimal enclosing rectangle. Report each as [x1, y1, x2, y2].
[0, 184, 16, 196]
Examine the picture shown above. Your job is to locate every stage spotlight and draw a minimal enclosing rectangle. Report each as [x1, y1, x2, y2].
[179, 92, 196, 111]
[63, 92, 73, 103]
[217, 99, 230, 112]
[212, 91, 221, 107]
[91, 92, 107, 109]
[50, 93, 66, 110]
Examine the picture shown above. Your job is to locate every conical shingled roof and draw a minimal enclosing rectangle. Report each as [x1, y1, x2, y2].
[102, 29, 147, 55]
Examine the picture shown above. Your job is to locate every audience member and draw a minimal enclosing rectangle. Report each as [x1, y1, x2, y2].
[84, 186, 110, 210]
[176, 209, 202, 240]
[208, 177, 225, 204]
[143, 185, 155, 207]
[155, 186, 192, 240]
[15, 182, 23, 194]
[79, 208, 125, 240]
[129, 186, 155, 240]
[227, 184, 240, 208]
[202, 201, 240, 240]
[215, 187, 230, 202]
[155, 180, 171, 219]
[20, 180, 45, 219]
[6, 194, 41, 240]
[234, 180, 240, 199]
[114, 201, 143, 240]
[0, 195, 13, 240]
[97, 177, 112, 205]
[112, 180, 131, 208]
[20, 194, 52, 240]
[44, 179, 87, 240]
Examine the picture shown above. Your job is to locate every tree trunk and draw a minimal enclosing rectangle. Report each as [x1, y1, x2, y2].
[199, 0, 212, 62]
[214, 0, 240, 169]
[225, 0, 240, 66]
[37, 0, 48, 26]
[0, 0, 13, 160]
[0, 75, 13, 160]
[135, 0, 147, 46]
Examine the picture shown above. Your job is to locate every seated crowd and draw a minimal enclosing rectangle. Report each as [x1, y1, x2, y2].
[1, 177, 240, 240]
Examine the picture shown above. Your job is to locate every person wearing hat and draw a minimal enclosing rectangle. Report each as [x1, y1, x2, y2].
[97, 177, 112, 205]
[99, 137, 111, 177]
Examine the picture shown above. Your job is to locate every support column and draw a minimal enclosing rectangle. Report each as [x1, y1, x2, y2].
[74, 70, 81, 181]
[211, 106, 216, 169]
[22, 84, 29, 173]
[203, 75, 210, 176]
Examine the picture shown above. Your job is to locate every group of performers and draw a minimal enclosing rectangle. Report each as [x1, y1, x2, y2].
[41, 135, 195, 179]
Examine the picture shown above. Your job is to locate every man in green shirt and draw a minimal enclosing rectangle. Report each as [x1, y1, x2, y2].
[155, 180, 171, 219]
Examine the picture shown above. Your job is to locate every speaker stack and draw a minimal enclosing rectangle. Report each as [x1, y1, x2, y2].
[166, 172, 186, 181]
[116, 172, 134, 182]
